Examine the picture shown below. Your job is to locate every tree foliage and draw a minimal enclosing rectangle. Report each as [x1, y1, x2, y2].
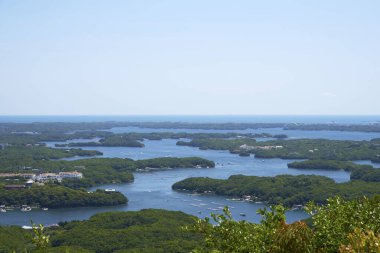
[190, 196, 380, 253]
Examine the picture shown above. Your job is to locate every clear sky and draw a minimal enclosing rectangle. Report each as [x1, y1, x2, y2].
[0, 0, 379, 115]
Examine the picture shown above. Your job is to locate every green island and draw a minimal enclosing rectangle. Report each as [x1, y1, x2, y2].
[65, 135, 145, 147]
[0, 185, 127, 208]
[177, 138, 380, 162]
[287, 159, 374, 171]
[287, 159, 380, 182]
[288, 160, 380, 182]
[172, 174, 380, 207]
[0, 146, 102, 161]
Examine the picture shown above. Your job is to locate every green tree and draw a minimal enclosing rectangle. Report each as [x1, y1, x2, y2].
[305, 196, 380, 252]
[31, 223, 50, 252]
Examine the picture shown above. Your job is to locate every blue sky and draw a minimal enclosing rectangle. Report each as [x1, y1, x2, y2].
[0, 0, 379, 115]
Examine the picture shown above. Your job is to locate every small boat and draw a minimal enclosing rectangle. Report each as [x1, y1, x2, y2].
[105, 188, 116, 192]
[240, 213, 246, 216]
[0, 208, 6, 213]
[21, 206, 32, 212]
[42, 208, 48, 211]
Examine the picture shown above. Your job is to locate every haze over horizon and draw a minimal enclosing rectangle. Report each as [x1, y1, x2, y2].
[0, 0, 379, 115]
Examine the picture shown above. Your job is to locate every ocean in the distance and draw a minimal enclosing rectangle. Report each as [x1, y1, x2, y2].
[0, 115, 380, 124]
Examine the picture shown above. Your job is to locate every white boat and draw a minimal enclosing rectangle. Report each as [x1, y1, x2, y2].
[0, 208, 6, 213]
[42, 208, 48, 211]
[21, 206, 32, 212]
[105, 188, 116, 192]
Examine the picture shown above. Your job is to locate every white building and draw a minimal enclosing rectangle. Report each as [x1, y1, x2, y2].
[59, 171, 83, 179]
[36, 173, 62, 182]
[35, 171, 83, 182]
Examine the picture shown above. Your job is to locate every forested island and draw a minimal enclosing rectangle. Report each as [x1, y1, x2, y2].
[287, 159, 374, 171]
[287, 159, 380, 182]
[177, 138, 380, 162]
[0, 185, 127, 208]
[0, 146, 102, 161]
[172, 174, 380, 207]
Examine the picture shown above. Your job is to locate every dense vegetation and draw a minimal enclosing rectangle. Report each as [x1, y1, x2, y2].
[51, 209, 202, 253]
[0, 226, 33, 252]
[0, 209, 203, 253]
[287, 159, 374, 171]
[350, 167, 380, 182]
[134, 157, 215, 170]
[0, 131, 113, 146]
[172, 174, 380, 207]
[67, 135, 145, 147]
[287, 159, 380, 183]
[190, 196, 380, 253]
[0, 146, 101, 162]
[0, 185, 127, 208]
[177, 138, 257, 151]
[178, 138, 380, 162]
